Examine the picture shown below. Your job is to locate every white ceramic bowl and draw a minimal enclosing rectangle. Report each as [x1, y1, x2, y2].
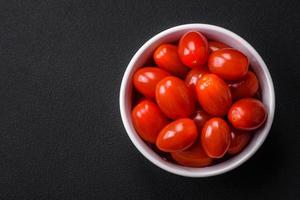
[119, 24, 275, 177]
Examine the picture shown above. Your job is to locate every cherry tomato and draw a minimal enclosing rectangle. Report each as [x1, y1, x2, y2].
[201, 118, 231, 158]
[133, 67, 170, 98]
[178, 31, 208, 68]
[196, 74, 232, 116]
[228, 128, 251, 155]
[156, 118, 198, 152]
[185, 67, 209, 92]
[132, 99, 168, 143]
[193, 110, 211, 131]
[228, 98, 267, 130]
[171, 141, 213, 167]
[208, 41, 229, 53]
[156, 76, 195, 119]
[154, 44, 189, 78]
[208, 48, 249, 81]
[228, 71, 259, 100]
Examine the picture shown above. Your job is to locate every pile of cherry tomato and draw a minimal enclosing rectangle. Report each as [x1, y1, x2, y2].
[131, 31, 267, 167]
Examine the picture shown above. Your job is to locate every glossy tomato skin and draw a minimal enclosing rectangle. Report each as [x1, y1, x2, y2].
[228, 98, 267, 130]
[208, 48, 249, 81]
[156, 118, 198, 152]
[201, 118, 231, 158]
[228, 128, 251, 155]
[156, 76, 195, 119]
[154, 44, 189, 78]
[193, 110, 211, 131]
[133, 67, 170, 98]
[208, 41, 229, 53]
[171, 141, 213, 167]
[185, 67, 209, 92]
[196, 74, 232, 116]
[178, 31, 208, 68]
[132, 99, 168, 143]
[228, 71, 259, 100]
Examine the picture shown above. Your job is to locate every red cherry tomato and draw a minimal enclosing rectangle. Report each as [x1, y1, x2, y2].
[178, 31, 208, 68]
[185, 67, 209, 92]
[156, 76, 195, 119]
[193, 110, 211, 131]
[228, 128, 251, 155]
[132, 99, 168, 143]
[228, 71, 259, 100]
[154, 44, 189, 78]
[133, 67, 170, 98]
[196, 74, 232, 116]
[208, 48, 249, 81]
[228, 98, 267, 130]
[201, 118, 231, 158]
[171, 141, 213, 167]
[208, 41, 229, 53]
[156, 118, 198, 152]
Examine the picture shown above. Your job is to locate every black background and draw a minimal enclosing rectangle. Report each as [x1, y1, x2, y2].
[0, 0, 300, 199]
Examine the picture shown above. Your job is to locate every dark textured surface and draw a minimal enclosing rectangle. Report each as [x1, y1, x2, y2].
[0, 0, 299, 199]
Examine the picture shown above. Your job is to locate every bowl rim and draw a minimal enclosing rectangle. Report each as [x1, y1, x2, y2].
[119, 23, 275, 177]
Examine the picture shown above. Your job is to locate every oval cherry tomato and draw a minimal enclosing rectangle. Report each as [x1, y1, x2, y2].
[228, 98, 267, 130]
[208, 41, 229, 53]
[132, 99, 168, 143]
[171, 141, 213, 167]
[178, 31, 208, 68]
[228, 128, 251, 155]
[208, 48, 249, 81]
[201, 118, 231, 158]
[228, 71, 259, 100]
[133, 67, 170, 98]
[156, 118, 198, 152]
[196, 74, 232, 116]
[185, 67, 209, 92]
[154, 44, 189, 78]
[193, 110, 211, 131]
[156, 76, 195, 119]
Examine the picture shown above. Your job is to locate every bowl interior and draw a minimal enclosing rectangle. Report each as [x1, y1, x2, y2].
[120, 24, 275, 177]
